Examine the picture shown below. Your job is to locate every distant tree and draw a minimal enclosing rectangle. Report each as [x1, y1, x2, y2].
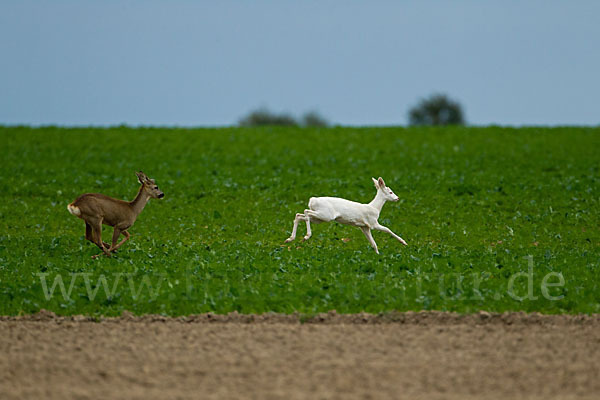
[408, 94, 465, 126]
[238, 108, 297, 127]
[301, 111, 329, 127]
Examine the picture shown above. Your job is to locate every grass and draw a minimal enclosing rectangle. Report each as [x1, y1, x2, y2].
[0, 125, 598, 316]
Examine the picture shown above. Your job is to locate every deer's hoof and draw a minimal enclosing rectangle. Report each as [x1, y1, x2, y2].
[284, 237, 294, 243]
[302, 235, 311, 241]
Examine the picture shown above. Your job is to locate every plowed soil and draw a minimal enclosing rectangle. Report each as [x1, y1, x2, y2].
[2, 311, 599, 400]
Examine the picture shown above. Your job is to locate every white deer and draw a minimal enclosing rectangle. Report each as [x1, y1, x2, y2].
[284, 177, 408, 254]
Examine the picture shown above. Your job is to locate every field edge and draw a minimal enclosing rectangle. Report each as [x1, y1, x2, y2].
[3, 309, 599, 325]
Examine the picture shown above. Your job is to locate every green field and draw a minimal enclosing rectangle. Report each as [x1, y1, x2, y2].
[0, 126, 598, 316]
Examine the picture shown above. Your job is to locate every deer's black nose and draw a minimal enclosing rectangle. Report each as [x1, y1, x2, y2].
[158, 193, 165, 199]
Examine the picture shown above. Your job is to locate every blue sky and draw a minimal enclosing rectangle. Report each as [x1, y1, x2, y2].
[1, 0, 598, 126]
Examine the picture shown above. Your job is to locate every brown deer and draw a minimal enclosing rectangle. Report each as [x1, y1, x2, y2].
[67, 171, 164, 259]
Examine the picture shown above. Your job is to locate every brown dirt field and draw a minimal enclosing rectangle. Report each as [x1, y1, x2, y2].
[1, 311, 599, 400]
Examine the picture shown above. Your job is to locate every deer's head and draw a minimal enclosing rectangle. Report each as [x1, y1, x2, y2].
[136, 171, 165, 199]
[372, 177, 399, 202]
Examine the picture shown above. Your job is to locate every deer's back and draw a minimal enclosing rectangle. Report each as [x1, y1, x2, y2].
[310, 196, 363, 210]
[72, 193, 133, 226]
[309, 196, 376, 227]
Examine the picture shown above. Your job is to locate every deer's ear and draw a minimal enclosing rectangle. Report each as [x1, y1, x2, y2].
[378, 177, 386, 188]
[136, 171, 146, 184]
[372, 177, 379, 188]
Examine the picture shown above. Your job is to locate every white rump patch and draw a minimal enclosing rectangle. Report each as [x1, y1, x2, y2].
[67, 204, 81, 216]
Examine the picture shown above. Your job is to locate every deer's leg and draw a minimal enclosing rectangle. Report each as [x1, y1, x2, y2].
[373, 223, 408, 246]
[302, 209, 334, 241]
[285, 213, 306, 243]
[302, 209, 313, 241]
[90, 226, 103, 250]
[85, 223, 93, 241]
[90, 220, 111, 259]
[360, 226, 379, 254]
[108, 227, 121, 252]
[109, 229, 130, 252]
[86, 223, 110, 248]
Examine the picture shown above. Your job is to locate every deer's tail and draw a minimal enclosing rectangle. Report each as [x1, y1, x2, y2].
[67, 203, 81, 217]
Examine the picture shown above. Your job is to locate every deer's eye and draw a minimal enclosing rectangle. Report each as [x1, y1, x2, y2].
[154, 186, 159, 189]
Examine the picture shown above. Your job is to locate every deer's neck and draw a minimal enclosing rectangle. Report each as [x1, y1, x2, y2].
[368, 190, 386, 214]
[129, 186, 150, 217]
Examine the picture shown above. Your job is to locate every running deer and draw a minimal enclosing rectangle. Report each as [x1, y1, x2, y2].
[67, 171, 164, 259]
[284, 177, 408, 254]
